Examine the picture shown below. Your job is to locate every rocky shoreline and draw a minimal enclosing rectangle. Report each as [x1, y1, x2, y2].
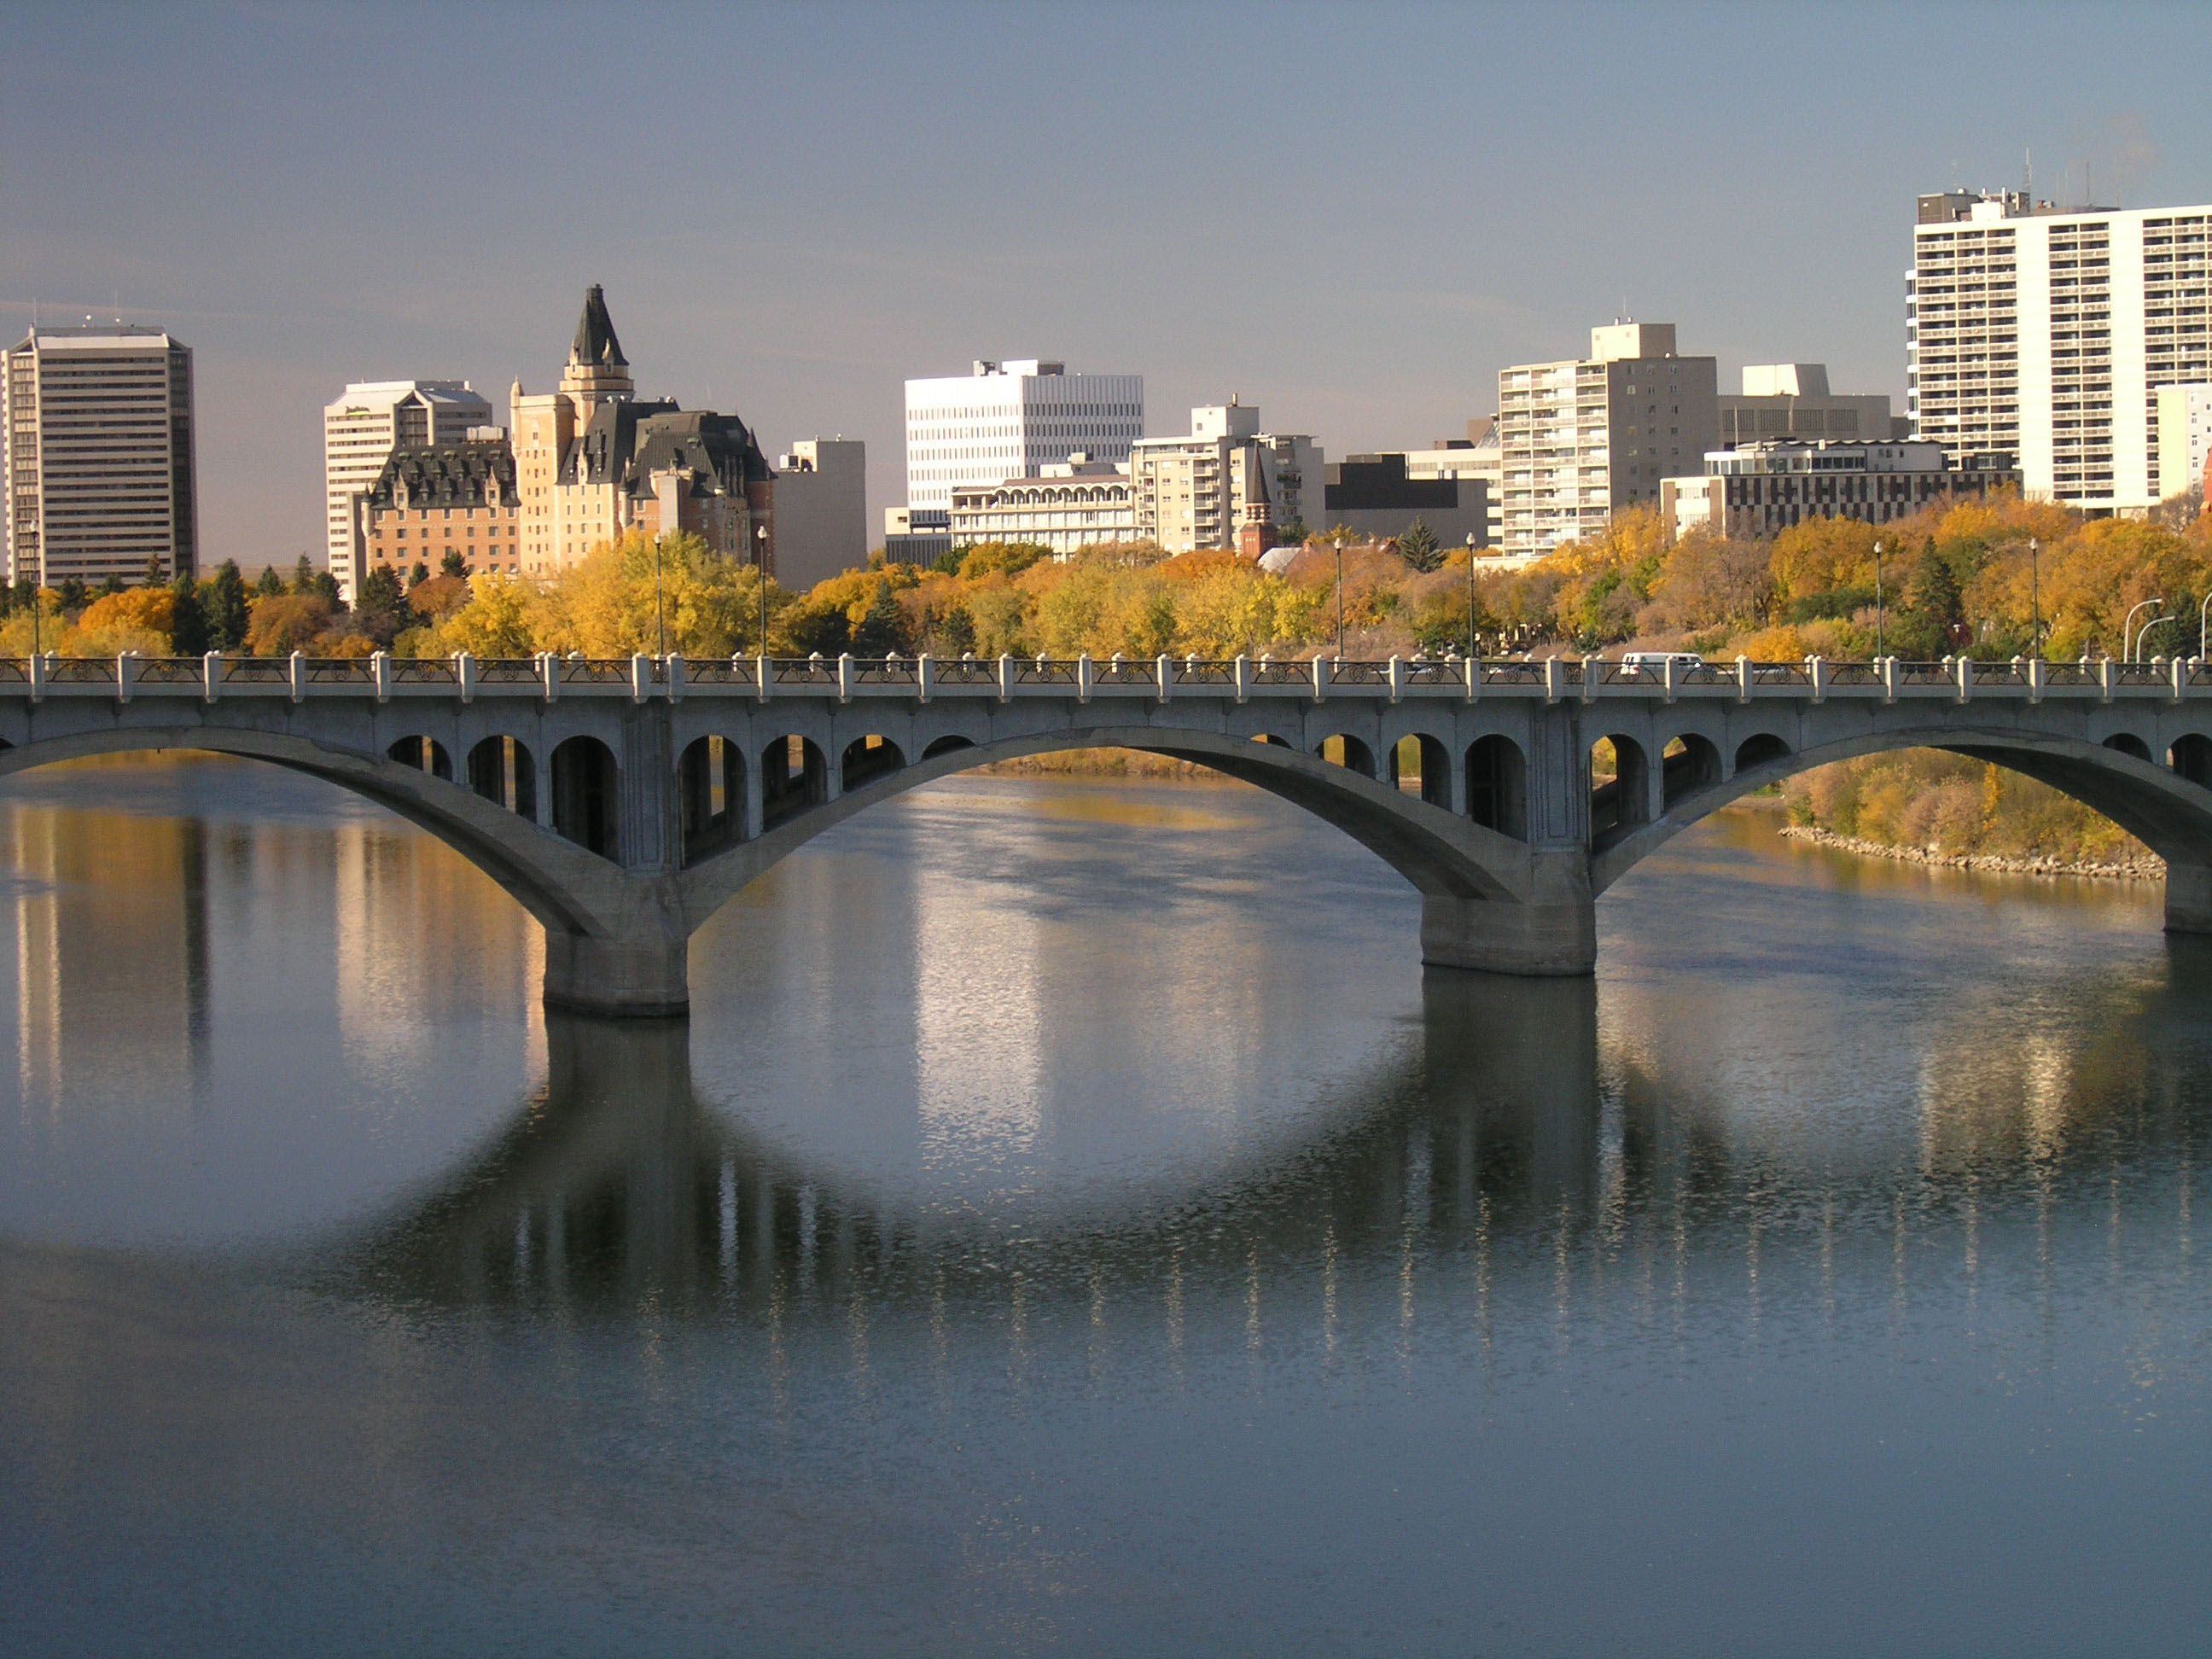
[1778, 824, 2164, 882]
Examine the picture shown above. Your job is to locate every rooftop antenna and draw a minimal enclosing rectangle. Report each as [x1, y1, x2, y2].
[2023, 148, 2033, 199]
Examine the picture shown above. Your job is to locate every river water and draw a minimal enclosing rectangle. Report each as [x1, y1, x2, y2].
[1, 754, 2207, 1656]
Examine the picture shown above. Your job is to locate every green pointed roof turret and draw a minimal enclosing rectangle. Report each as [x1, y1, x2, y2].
[570, 284, 626, 369]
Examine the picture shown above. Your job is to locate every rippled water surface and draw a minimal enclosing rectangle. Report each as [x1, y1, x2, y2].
[3, 754, 2209, 1656]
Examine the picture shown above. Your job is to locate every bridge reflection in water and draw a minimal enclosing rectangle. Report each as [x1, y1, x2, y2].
[340, 958, 2209, 1387]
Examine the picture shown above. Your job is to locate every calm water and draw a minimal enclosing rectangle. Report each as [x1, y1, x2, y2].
[2, 755, 2209, 1656]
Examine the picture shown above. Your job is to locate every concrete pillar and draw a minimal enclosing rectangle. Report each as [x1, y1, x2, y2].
[542, 923, 689, 1017]
[2165, 860, 2212, 935]
[617, 706, 678, 873]
[1417, 851, 1596, 976]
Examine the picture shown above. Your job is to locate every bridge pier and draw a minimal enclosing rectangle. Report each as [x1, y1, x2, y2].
[1418, 853, 1597, 976]
[2164, 860, 2212, 936]
[542, 922, 690, 1018]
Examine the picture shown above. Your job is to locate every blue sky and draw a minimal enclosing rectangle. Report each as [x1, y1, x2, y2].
[3, 1, 2206, 570]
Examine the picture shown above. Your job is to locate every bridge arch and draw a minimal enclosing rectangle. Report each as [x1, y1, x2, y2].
[0, 725, 619, 938]
[1589, 724, 2212, 902]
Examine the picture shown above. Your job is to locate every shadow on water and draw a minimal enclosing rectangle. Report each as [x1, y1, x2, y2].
[333, 943, 2212, 1327]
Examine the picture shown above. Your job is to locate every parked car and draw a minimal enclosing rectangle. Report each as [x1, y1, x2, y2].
[1619, 651, 1705, 676]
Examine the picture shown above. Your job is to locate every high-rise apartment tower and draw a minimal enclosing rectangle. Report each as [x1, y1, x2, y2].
[3, 325, 197, 587]
[1909, 191, 2212, 510]
[905, 359, 1143, 513]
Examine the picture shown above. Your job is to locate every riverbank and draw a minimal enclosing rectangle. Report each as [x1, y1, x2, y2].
[1779, 823, 2164, 882]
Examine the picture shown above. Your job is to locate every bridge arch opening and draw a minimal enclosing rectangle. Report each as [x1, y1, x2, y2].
[678, 735, 746, 864]
[841, 734, 906, 793]
[1661, 734, 1722, 809]
[1251, 732, 1292, 748]
[1390, 735, 1452, 807]
[1316, 734, 1377, 778]
[922, 736, 975, 760]
[389, 735, 453, 781]
[1466, 735, 1527, 841]
[1735, 732, 1792, 772]
[550, 736, 619, 859]
[761, 735, 829, 831]
[1589, 735, 1650, 842]
[467, 736, 537, 818]
[2171, 734, 2212, 789]
[2103, 732, 2153, 762]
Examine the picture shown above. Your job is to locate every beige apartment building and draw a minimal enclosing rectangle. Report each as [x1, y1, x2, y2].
[1130, 402, 1321, 554]
[4, 325, 198, 587]
[1497, 322, 1719, 557]
[356, 440, 523, 580]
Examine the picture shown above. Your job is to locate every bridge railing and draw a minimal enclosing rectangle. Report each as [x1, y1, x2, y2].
[8, 652, 2212, 702]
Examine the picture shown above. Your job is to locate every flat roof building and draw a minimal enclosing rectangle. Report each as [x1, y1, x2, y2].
[905, 358, 1143, 514]
[2155, 384, 2212, 503]
[1497, 322, 1718, 556]
[950, 457, 1134, 555]
[1394, 416, 1503, 548]
[1662, 438, 2019, 541]
[4, 325, 197, 588]
[773, 439, 868, 591]
[1719, 364, 1905, 450]
[1320, 454, 1487, 549]
[1910, 191, 2212, 513]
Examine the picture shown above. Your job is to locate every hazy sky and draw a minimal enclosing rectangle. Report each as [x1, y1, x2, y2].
[3, 2, 2207, 571]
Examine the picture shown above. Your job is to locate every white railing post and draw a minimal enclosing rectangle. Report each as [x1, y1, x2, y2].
[1736, 655, 1752, 704]
[630, 653, 651, 703]
[2099, 656, 2115, 703]
[1955, 655, 1972, 703]
[1881, 655, 1898, 704]
[2027, 655, 2045, 705]
[997, 652, 1014, 703]
[1387, 655, 1405, 704]
[1661, 655, 1678, 706]
[27, 653, 44, 703]
[755, 653, 771, 703]
[666, 653, 685, 701]
[457, 651, 477, 704]
[1807, 655, 1826, 704]
[371, 649, 392, 702]
[540, 651, 560, 702]
[1580, 655, 1598, 704]
[1313, 654, 1330, 703]
[204, 649, 223, 702]
[917, 652, 934, 704]
[1544, 656, 1565, 704]
[2173, 655, 2187, 704]
[836, 652, 854, 704]
[115, 652, 135, 704]
[1077, 652, 1093, 703]
[1156, 654, 1172, 703]
[1233, 654, 1250, 704]
[1464, 654, 1479, 703]
[289, 650, 307, 704]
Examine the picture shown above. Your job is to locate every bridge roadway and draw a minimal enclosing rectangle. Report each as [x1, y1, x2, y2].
[4, 648, 2212, 1016]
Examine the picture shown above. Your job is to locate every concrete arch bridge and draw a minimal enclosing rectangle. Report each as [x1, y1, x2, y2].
[3, 649, 2210, 1016]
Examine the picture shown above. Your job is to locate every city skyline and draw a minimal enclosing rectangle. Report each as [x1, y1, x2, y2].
[3, 3, 2208, 571]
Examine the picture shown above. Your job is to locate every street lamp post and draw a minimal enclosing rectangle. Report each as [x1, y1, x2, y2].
[653, 536, 666, 660]
[2121, 597, 2163, 663]
[1872, 540, 1884, 658]
[755, 522, 770, 655]
[1334, 533, 1346, 657]
[1464, 533, 1476, 658]
[2029, 536, 2041, 659]
[2199, 588, 2212, 661]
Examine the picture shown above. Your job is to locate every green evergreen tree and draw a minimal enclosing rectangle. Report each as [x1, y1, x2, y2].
[850, 580, 907, 656]
[207, 560, 249, 649]
[143, 553, 169, 588]
[168, 574, 211, 655]
[256, 564, 286, 598]
[57, 576, 89, 609]
[292, 554, 316, 596]
[354, 565, 411, 646]
[408, 562, 430, 588]
[1396, 517, 1442, 572]
[99, 572, 127, 598]
[440, 548, 469, 579]
[312, 568, 342, 610]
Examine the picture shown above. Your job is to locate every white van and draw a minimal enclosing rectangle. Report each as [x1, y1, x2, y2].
[1619, 651, 1704, 675]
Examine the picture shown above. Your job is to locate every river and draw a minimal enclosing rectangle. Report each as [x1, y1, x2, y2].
[1, 754, 2207, 1656]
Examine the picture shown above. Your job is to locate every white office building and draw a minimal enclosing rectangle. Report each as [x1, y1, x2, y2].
[904, 358, 1143, 513]
[1909, 191, 2212, 513]
[4, 325, 198, 587]
[1663, 439, 2020, 542]
[325, 380, 492, 598]
[949, 457, 1134, 553]
[2156, 383, 2212, 502]
[1497, 322, 1720, 557]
